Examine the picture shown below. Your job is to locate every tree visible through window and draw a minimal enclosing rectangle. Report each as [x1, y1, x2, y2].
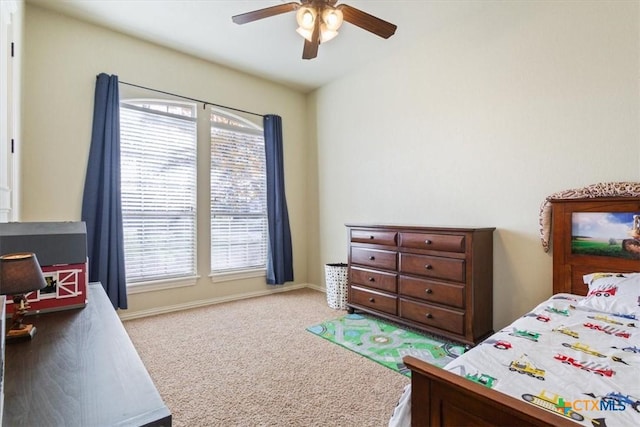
[120, 100, 197, 284]
[210, 109, 267, 273]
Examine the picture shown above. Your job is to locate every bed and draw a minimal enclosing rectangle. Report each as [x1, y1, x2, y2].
[392, 197, 640, 427]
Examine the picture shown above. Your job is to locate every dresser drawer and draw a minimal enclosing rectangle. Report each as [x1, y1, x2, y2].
[399, 253, 465, 282]
[351, 247, 397, 270]
[399, 276, 464, 308]
[350, 286, 397, 315]
[351, 229, 397, 246]
[400, 232, 465, 253]
[351, 267, 397, 293]
[399, 298, 464, 335]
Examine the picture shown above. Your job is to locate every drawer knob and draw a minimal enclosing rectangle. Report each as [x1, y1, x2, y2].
[369, 235, 375, 239]
[368, 277, 375, 282]
[425, 264, 433, 270]
[425, 239, 432, 245]
[369, 297, 375, 303]
[425, 288, 433, 294]
[426, 313, 433, 319]
[369, 256, 375, 260]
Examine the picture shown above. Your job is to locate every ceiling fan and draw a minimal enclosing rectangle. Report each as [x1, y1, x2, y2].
[232, 0, 397, 60]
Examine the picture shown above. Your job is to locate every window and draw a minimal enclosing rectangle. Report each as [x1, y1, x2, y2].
[210, 109, 267, 274]
[120, 100, 197, 284]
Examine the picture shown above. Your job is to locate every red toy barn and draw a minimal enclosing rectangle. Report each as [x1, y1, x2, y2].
[0, 222, 88, 314]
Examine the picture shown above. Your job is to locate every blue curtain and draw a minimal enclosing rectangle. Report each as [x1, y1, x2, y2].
[81, 73, 127, 309]
[264, 115, 294, 285]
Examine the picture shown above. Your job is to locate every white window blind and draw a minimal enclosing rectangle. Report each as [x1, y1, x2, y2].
[210, 109, 267, 273]
[120, 100, 197, 283]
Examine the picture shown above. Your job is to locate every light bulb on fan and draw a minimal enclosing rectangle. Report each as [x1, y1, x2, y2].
[295, 6, 317, 42]
[322, 7, 343, 31]
[319, 7, 343, 43]
[296, 6, 316, 29]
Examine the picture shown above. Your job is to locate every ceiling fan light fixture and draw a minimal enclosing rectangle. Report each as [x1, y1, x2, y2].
[319, 25, 338, 43]
[296, 26, 314, 42]
[296, 6, 316, 30]
[322, 7, 343, 31]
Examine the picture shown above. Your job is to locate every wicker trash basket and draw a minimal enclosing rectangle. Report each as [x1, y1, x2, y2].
[324, 263, 348, 310]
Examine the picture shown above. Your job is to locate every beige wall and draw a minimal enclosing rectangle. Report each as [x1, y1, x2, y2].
[311, 1, 640, 328]
[21, 5, 310, 316]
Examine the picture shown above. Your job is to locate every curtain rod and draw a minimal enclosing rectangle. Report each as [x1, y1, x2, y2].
[118, 80, 265, 118]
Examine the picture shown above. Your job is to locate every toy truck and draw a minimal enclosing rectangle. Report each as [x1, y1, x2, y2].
[561, 342, 607, 358]
[509, 360, 545, 380]
[465, 372, 497, 388]
[522, 390, 584, 422]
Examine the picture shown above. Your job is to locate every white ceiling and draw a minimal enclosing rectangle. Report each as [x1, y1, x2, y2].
[27, 0, 485, 92]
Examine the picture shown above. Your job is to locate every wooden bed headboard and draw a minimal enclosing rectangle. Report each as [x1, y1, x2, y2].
[552, 197, 640, 296]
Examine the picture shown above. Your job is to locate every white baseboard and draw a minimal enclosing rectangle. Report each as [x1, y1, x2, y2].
[305, 283, 325, 292]
[118, 283, 324, 321]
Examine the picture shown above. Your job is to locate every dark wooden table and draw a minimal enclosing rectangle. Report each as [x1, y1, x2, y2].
[3, 282, 171, 426]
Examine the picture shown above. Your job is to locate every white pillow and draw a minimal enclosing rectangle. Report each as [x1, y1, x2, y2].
[577, 272, 640, 319]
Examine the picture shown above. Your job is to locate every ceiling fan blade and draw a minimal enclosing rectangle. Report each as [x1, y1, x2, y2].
[337, 4, 397, 39]
[302, 16, 321, 60]
[301, 0, 338, 4]
[232, 2, 300, 25]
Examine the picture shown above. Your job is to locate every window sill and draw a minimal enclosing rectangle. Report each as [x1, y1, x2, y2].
[209, 269, 266, 283]
[127, 276, 199, 294]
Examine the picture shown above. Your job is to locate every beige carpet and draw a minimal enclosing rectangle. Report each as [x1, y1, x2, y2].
[123, 288, 410, 427]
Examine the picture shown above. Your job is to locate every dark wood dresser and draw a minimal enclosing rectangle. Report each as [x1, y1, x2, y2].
[346, 224, 495, 346]
[3, 282, 171, 426]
